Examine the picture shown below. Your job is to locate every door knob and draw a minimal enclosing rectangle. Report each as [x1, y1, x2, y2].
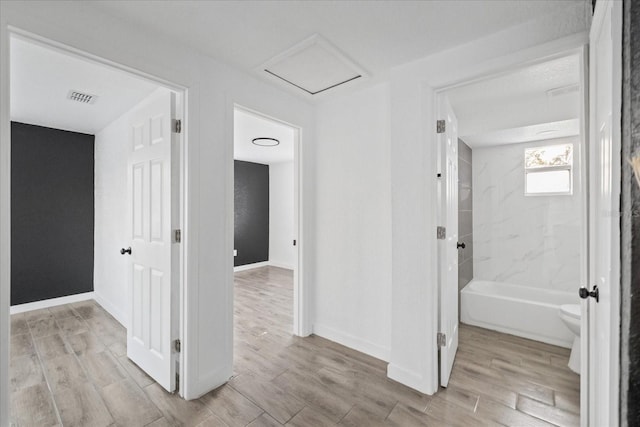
[120, 247, 132, 255]
[456, 242, 466, 249]
[579, 285, 599, 303]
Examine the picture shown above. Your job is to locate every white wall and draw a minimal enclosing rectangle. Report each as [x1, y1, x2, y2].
[94, 88, 168, 327]
[473, 136, 583, 291]
[315, 82, 392, 361]
[269, 161, 294, 269]
[0, 2, 317, 409]
[94, 101, 129, 326]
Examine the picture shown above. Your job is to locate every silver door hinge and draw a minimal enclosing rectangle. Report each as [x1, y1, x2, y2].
[173, 119, 182, 134]
[437, 332, 446, 347]
[436, 120, 446, 133]
[174, 339, 181, 353]
[174, 229, 181, 243]
[437, 226, 446, 240]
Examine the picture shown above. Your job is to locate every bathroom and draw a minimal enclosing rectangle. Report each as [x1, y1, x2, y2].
[444, 52, 586, 389]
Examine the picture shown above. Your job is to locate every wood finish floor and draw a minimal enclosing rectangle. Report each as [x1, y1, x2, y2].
[10, 266, 580, 426]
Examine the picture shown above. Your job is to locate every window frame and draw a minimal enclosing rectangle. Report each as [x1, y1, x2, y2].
[523, 143, 574, 197]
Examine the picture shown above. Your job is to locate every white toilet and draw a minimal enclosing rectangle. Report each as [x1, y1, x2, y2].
[558, 304, 581, 374]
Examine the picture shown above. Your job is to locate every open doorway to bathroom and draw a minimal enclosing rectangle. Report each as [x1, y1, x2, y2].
[231, 106, 302, 379]
[436, 50, 587, 426]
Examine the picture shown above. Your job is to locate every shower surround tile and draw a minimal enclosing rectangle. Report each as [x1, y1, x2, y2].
[472, 136, 583, 292]
[458, 139, 473, 293]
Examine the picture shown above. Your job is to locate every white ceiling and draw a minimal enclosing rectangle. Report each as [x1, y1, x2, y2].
[10, 37, 160, 134]
[234, 109, 294, 165]
[447, 54, 581, 147]
[88, 0, 588, 99]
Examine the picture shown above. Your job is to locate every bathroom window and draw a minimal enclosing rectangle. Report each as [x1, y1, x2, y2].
[524, 143, 573, 195]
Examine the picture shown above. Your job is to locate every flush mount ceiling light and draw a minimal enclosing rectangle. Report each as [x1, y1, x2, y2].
[260, 34, 368, 96]
[252, 137, 280, 147]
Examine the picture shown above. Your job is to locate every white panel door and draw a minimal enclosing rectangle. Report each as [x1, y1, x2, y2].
[127, 89, 176, 392]
[587, 1, 621, 425]
[438, 95, 459, 387]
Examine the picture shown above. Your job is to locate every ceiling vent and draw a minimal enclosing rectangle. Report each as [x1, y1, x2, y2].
[67, 90, 97, 104]
[260, 34, 367, 96]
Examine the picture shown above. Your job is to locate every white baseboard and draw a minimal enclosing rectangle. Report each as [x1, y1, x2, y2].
[184, 365, 234, 400]
[94, 292, 127, 328]
[233, 261, 270, 272]
[10, 291, 95, 314]
[268, 261, 294, 270]
[234, 261, 295, 272]
[312, 323, 390, 362]
[387, 363, 436, 395]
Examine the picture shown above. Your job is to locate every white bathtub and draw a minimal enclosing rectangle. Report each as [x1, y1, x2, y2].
[460, 280, 577, 348]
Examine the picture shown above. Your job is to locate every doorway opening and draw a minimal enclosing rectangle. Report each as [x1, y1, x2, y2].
[232, 104, 302, 367]
[435, 48, 588, 426]
[8, 30, 188, 425]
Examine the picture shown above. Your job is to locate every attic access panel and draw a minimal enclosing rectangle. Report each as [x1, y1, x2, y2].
[262, 35, 366, 95]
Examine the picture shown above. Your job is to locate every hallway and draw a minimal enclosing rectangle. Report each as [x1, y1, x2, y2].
[230, 266, 580, 426]
[9, 266, 579, 426]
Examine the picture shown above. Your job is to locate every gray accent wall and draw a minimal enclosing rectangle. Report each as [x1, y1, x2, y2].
[11, 122, 95, 305]
[234, 160, 269, 267]
[458, 139, 473, 294]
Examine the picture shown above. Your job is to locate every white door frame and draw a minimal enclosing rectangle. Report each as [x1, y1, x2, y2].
[587, 1, 622, 425]
[3, 28, 190, 395]
[432, 43, 591, 420]
[232, 105, 306, 337]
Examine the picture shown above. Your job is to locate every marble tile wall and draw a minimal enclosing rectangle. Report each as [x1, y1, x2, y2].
[472, 136, 583, 292]
[458, 139, 473, 293]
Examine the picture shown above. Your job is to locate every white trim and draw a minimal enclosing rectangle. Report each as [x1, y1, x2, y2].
[232, 260, 295, 273]
[233, 261, 270, 272]
[431, 32, 589, 93]
[185, 366, 230, 399]
[313, 323, 390, 362]
[10, 292, 95, 314]
[293, 125, 309, 336]
[8, 28, 186, 93]
[94, 292, 127, 327]
[387, 363, 429, 393]
[578, 43, 590, 427]
[268, 261, 294, 270]
[587, 2, 622, 426]
[0, 16, 11, 427]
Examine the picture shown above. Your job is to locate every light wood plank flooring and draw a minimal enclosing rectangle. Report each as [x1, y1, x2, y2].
[10, 266, 580, 426]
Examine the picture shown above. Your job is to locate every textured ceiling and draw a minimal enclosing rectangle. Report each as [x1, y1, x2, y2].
[88, 1, 589, 98]
[447, 54, 582, 147]
[10, 37, 159, 134]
